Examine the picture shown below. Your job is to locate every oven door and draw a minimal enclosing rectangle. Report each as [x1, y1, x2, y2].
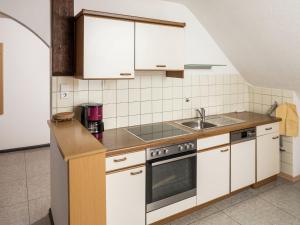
[146, 152, 197, 212]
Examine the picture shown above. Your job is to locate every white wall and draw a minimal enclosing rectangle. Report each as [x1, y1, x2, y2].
[75, 0, 238, 73]
[168, 0, 300, 92]
[0, 18, 50, 150]
[292, 92, 300, 176]
[0, 0, 50, 45]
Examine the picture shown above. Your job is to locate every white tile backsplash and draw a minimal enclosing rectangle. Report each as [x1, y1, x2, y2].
[52, 70, 252, 129]
[249, 86, 294, 114]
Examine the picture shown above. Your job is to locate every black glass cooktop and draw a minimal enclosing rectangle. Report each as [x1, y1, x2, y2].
[126, 122, 190, 142]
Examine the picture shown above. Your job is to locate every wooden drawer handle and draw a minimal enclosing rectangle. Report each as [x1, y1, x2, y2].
[120, 73, 131, 76]
[130, 170, 143, 176]
[220, 149, 229, 153]
[113, 157, 127, 163]
[265, 127, 273, 131]
[272, 136, 279, 140]
[156, 65, 167, 68]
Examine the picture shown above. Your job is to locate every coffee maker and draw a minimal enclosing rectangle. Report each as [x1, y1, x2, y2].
[80, 103, 104, 140]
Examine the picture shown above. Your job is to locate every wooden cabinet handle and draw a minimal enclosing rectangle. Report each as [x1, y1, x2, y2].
[113, 157, 127, 163]
[272, 136, 279, 140]
[156, 65, 167, 68]
[220, 149, 229, 153]
[265, 127, 273, 131]
[120, 73, 131, 76]
[130, 170, 143, 176]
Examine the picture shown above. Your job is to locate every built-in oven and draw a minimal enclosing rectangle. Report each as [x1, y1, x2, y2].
[146, 141, 197, 212]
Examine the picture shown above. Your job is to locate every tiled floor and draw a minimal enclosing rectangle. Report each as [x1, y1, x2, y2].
[0, 147, 51, 225]
[1, 148, 300, 225]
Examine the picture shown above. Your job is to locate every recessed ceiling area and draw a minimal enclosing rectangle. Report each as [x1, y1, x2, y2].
[167, 0, 300, 92]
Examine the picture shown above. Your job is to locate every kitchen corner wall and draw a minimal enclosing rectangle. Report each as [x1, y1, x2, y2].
[248, 85, 298, 177]
[51, 69, 249, 129]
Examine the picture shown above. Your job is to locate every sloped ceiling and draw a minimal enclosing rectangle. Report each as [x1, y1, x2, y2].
[167, 0, 300, 91]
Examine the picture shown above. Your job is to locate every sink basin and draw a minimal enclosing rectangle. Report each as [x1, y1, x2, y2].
[180, 120, 216, 130]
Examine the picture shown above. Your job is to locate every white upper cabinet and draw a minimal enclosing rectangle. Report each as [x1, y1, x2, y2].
[76, 16, 135, 79]
[135, 22, 185, 71]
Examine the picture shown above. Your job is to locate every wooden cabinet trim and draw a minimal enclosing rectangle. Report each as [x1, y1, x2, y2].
[75, 9, 186, 28]
[0, 43, 3, 115]
[69, 153, 106, 225]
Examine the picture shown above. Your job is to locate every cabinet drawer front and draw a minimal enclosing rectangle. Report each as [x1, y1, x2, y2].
[197, 134, 230, 150]
[257, 122, 279, 136]
[106, 151, 145, 172]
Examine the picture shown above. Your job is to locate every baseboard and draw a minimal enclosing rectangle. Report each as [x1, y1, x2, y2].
[279, 172, 300, 182]
[49, 208, 54, 225]
[252, 175, 277, 188]
[0, 143, 50, 153]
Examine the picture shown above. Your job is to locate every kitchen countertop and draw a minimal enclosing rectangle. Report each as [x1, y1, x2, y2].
[48, 120, 106, 161]
[49, 112, 281, 160]
[103, 111, 281, 157]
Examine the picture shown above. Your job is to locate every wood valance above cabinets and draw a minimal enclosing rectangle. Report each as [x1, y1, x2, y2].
[75, 10, 186, 79]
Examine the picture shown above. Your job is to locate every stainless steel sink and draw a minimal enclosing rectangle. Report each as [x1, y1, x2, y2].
[177, 115, 245, 131]
[180, 120, 217, 130]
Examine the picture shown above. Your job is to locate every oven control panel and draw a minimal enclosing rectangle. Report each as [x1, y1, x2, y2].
[147, 140, 197, 160]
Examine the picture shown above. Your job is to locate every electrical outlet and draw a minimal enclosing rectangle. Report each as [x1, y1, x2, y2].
[60, 92, 69, 99]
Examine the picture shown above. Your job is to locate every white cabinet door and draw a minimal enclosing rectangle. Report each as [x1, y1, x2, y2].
[257, 133, 280, 181]
[106, 166, 145, 225]
[83, 16, 135, 79]
[135, 22, 184, 71]
[197, 146, 230, 205]
[231, 140, 256, 192]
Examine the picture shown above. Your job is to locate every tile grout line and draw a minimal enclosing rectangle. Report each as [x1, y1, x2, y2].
[23, 151, 31, 225]
[257, 183, 300, 221]
[221, 209, 242, 225]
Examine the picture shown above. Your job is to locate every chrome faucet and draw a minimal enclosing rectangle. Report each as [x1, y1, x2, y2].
[196, 108, 206, 123]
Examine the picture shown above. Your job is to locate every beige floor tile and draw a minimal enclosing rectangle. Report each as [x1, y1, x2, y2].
[29, 196, 50, 225]
[259, 184, 300, 219]
[0, 179, 27, 208]
[0, 151, 26, 183]
[30, 216, 51, 225]
[27, 174, 50, 200]
[190, 212, 239, 225]
[224, 196, 300, 225]
[0, 202, 29, 225]
[213, 188, 256, 210]
[170, 206, 220, 225]
[25, 148, 50, 178]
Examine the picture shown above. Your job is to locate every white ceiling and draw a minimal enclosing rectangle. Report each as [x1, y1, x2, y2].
[167, 0, 300, 91]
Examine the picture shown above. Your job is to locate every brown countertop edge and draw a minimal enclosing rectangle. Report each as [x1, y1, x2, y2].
[103, 112, 281, 157]
[48, 120, 107, 161]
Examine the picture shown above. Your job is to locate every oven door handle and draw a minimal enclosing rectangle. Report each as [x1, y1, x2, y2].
[152, 153, 197, 166]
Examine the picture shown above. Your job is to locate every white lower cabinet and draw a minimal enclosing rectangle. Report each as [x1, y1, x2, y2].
[257, 133, 280, 182]
[197, 146, 230, 205]
[231, 140, 256, 192]
[106, 166, 145, 225]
